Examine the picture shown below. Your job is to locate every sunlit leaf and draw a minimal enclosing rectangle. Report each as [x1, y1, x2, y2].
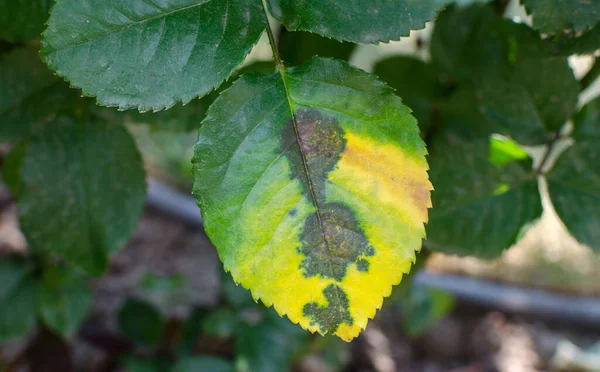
[41, 0, 267, 111]
[17, 115, 147, 275]
[547, 97, 600, 252]
[193, 57, 431, 341]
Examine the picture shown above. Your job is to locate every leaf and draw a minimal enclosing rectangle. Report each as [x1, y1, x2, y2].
[400, 285, 455, 337]
[202, 309, 239, 338]
[546, 25, 600, 56]
[18, 115, 147, 275]
[174, 357, 234, 372]
[431, 4, 578, 144]
[521, 0, 600, 34]
[426, 134, 542, 257]
[236, 309, 307, 372]
[278, 29, 356, 66]
[488, 135, 529, 168]
[546, 97, 600, 252]
[0, 46, 80, 142]
[192, 57, 432, 341]
[0, 258, 38, 342]
[2, 141, 28, 197]
[374, 56, 442, 134]
[38, 265, 92, 338]
[0, 0, 51, 42]
[118, 298, 165, 346]
[41, 0, 267, 111]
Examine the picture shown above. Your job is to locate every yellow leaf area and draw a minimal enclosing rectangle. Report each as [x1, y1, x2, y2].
[219, 110, 432, 341]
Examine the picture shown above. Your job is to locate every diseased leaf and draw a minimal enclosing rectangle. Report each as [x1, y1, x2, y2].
[547, 97, 600, 252]
[192, 57, 431, 341]
[18, 115, 147, 275]
[41, 0, 267, 111]
[521, 0, 600, 34]
[431, 4, 578, 144]
[236, 309, 307, 372]
[427, 134, 542, 257]
[118, 298, 165, 346]
[0, 0, 51, 42]
[267, 0, 454, 43]
[278, 29, 356, 66]
[0, 46, 80, 142]
[39, 265, 92, 338]
[0, 258, 38, 342]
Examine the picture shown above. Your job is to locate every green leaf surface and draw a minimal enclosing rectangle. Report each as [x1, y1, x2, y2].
[174, 357, 233, 372]
[2, 141, 28, 197]
[267, 0, 455, 43]
[547, 98, 600, 252]
[278, 29, 356, 66]
[118, 298, 165, 346]
[41, 0, 267, 111]
[18, 115, 147, 275]
[0, 258, 38, 342]
[431, 5, 578, 144]
[39, 265, 92, 338]
[0, 46, 79, 142]
[193, 57, 432, 341]
[427, 134, 542, 257]
[202, 309, 239, 338]
[236, 309, 307, 372]
[489, 135, 529, 168]
[546, 25, 600, 56]
[521, 0, 600, 34]
[400, 285, 455, 337]
[0, 0, 51, 42]
[374, 56, 442, 134]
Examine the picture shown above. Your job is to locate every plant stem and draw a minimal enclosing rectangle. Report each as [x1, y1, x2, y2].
[261, 0, 284, 69]
[535, 132, 560, 175]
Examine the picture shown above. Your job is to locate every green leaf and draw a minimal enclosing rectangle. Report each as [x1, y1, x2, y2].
[174, 357, 233, 372]
[41, 0, 267, 111]
[278, 29, 356, 66]
[118, 298, 165, 346]
[521, 0, 600, 34]
[427, 134, 542, 257]
[18, 115, 147, 275]
[0, 258, 38, 342]
[236, 309, 307, 372]
[547, 98, 600, 252]
[431, 5, 578, 144]
[0, 0, 51, 42]
[0, 46, 80, 142]
[2, 141, 28, 197]
[400, 285, 455, 337]
[192, 57, 432, 341]
[374, 56, 442, 134]
[38, 265, 92, 338]
[488, 135, 529, 168]
[202, 309, 239, 339]
[267, 0, 453, 43]
[546, 25, 600, 56]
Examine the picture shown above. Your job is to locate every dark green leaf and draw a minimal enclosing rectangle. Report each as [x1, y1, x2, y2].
[38, 265, 92, 338]
[427, 135, 543, 257]
[431, 5, 578, 144]
[0, 0, 51, 42]
[547, 98, 600, 252]
[121, 357, 171, 372]
[18, 115, 147, 275]
[2, 141, 28, 197]
[202, 309, 239, 338]
[236, 309, 307, 372]
[41, 0, 267, 111]
[174, 357, 233, 372]
[0, 258, 38, 341]
[221, 272, 256, 310]
[546, 25, 600, 56]
[400, 285, 455, 337]
[179, 308, 207, 356]
[0, 46, 79, 142]
[521, 0, 600, 34]
[267, 0, 455, 43]
[118, 298, 165, 346]
[279, 29, 356, 66]
[374, 56, 442, 134]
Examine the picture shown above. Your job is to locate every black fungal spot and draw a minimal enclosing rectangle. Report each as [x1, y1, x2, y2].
[303, 284, 353, 334]
[289, 208, 298, 217]
[280, 109, 376, 282]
